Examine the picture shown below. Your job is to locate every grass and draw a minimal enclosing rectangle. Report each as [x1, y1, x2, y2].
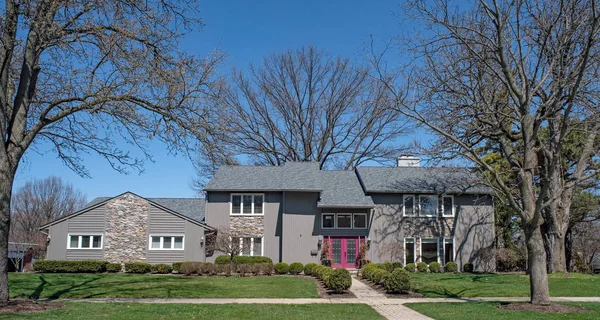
[8, 273, 318, 299]
[409, 273, 600, 298]
[0, 303, 384, 320]
[406, 302, 600, 320]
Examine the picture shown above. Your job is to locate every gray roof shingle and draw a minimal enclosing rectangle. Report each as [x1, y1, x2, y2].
[356, 166, 492, 194]
[318, 171, 374, 208]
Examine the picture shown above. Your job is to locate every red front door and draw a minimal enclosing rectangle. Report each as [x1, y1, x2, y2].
[330, 237, 359, 268]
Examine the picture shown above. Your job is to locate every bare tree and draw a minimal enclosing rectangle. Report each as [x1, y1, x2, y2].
[373, 0, 600, 305]
[0, 0, 224, 303]
[10, 176, 87, 256]
[571, 219, 600, 273]
[206, 227, 251, 262]
[193, 46, 410, 186]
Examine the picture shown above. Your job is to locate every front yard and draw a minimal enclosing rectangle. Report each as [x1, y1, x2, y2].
[0, 302, 384, 320]
[409, 272, 600, 298]
[8, 273, 319, 299]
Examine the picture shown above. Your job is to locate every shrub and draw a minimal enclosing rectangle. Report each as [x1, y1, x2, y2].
[260, 263, 274, 275]
[360, 263, 377, 279]
[180, 262, 201, 275]
[391, 262, 403, 270]
[382, 262, 394, 272]
[320, 268, 334, 283]
[314, 265, 327, 279]
[496, 248, 525, 272]
[215, 255, 232, 264]
[106, 263, 122, 273]
[416, 262, 428, 273]
[33, 260, 108, 273]
[125, 262, 152, 274]
[288, 262, 304, 275]
[200, 262, 214, 275]
[384, 268, 411, 293]
[303, 263, 319, 276]
[152, 264, 173, 274]
[404, 263, 415, 272]
[274, 262, 289, 274]
[172, 262, 184, 273]
[463, 262, 474, 273]
[326, 268, 352, 293]
[232, 256, 273, 265]
[236, 263, 252, 276]
[445, 262, 458, 273]
[373, 269, 390, 285]
[428, 262, 441, 273]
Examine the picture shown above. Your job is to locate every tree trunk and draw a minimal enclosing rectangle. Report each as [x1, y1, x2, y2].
[525, 224, 551, 305]
[565, 227, 574, 272]
[0, 161, 15, 305]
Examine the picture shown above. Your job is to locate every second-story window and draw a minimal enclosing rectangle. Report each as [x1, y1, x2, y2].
[231, 194, 264, 215]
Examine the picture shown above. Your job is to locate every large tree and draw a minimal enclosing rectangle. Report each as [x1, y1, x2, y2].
[0, 0, 223, 303]
[375, 0, 600, 305]
[194, 46, 410, 185]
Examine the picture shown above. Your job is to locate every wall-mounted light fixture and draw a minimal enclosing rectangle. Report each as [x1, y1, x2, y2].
[366, 237, 371, 250]
[200, 236, 205, 248]
[317, 235, 323, 250]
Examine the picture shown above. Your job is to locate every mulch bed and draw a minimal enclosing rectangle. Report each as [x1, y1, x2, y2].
[357, 277, 423, 298]
[0, 299, 63, 314]
[497, 303, 592, 313]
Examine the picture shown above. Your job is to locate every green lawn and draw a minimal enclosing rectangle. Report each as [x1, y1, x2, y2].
[406, 302, 600, 320]
[410, 273, 600, 298]
[0, 303, 384, 320]
[9, 274, 318, 299]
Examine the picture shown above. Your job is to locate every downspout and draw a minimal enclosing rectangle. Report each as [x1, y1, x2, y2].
[281, 191, 285, 263]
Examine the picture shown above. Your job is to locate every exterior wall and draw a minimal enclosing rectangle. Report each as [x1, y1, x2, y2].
[146, 204, 184, 264]
[104, 194, 149, 263]
[282, 192, 320, 264]
[369, 193, 494, 271]
[47, 223, 68, 260]
[184, 221, 205, 262]
[66, 205, 105, 260]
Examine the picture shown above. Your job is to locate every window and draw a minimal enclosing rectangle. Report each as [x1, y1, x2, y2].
[68, 235, 103, 249]
[442, 196, 454, 217]
[337, 214, 352, 229]
[444, 238, 454, 264]
[235, 237, 263, 256]
[353, 213, 367, 229]
[403, 195, 415, 217]
[405, 238, 415, 265]
[421, 238, 439, 264]
[149, 235, 184, 250]
[419, 195, 438, 217]
[231, 194, 264, 215]
[322, 214, 335, 229]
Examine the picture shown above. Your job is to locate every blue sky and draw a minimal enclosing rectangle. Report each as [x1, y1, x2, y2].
[14, 0, 406, 201]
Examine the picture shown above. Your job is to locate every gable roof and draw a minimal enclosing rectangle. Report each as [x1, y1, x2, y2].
[40, 192, 210, 229]
[356, 166, 492, 194]
[318, 170, 374, 208]
[204, 162, 322, 192]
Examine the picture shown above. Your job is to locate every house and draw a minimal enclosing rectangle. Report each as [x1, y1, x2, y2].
[204, 158, 495, 271]
[41, 192, 212, 264]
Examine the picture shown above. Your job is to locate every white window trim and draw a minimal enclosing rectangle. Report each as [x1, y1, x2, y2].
[442, 237, 455, 265]
[238, 236, 264, 256]
[336, 214, 353, 229]
[67, 234, 104, 249]
[403, 195, 416, 217]
[353, 213, 368, 229]
[230, 193, 265, 216]
[442, 195, 455, 217]
[149, 234, 185, 250]
[420, 237, 440, 264]
[322, 214, 336, 229]
[418, 195, 438, 218]
[404, 237, 416, 266]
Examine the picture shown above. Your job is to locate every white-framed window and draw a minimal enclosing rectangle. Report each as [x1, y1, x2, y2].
[322, 214, 335, 229]
[68, 234, 103, 249]
[353, 213, 367, 229]
[235, 237, 263, 256]
[443, 237, 455, 265]
[442, 195, 454, 217]
[404, 238, 416, 266]
[149, 235, 184, 250]
[419, 195, 438, 217]
[231, 194, 264, 215]
[420, 238, 439, 264]
[403, 195, 415, 217]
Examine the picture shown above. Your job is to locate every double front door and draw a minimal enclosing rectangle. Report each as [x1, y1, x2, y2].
[329, 237, 360, 268]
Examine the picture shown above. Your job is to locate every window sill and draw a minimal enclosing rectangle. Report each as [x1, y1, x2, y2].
[148, 248, 185, 251]
[230, 214, 264, 216]
[67, 248, 103, 250]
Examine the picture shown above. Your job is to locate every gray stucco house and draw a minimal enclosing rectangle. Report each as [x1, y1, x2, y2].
[204, 158, 495, 271]
[41, 192, 212, 264]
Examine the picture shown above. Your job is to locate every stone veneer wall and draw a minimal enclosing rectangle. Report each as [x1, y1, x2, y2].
[104, 194, 149, 263]
[230, 216, 264, 237]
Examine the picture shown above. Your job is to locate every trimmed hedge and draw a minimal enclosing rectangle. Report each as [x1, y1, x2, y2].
[33, 260, 108, 273]
[106, 263, 122, 273]
[274, 262, 289, 274]
[391, 262, 403, 270]
[445, 262, 458, 273]
[214, 255, 231, 264]
[151, 264, 173, 274]
[416, 262, 428, 273]
[404, 263, 415, 272]
[463, 262, 474, 273]
[326, 268, 352, 293]
[382, 262, 394, 273]
[214, 255, 273, 265]
[303, 262, 319, 276]
[172, 262, 184, 273]
[124, 262, 152, 274]
[288, 262, 304, 275]
[384, 268, 411, 293]
[429, 262, 441, 273]
[373, 269, 390, 285]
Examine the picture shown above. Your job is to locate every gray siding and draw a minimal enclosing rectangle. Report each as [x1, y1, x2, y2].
[453, 195, 495, 271]
[64, 205, 105, 260]
[318, 208, 370, 237]
[282, 192, 320, 264]
[147, 204, 187, 264]
[47, 223, 68, 260]
[184, 221, 205, 262]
